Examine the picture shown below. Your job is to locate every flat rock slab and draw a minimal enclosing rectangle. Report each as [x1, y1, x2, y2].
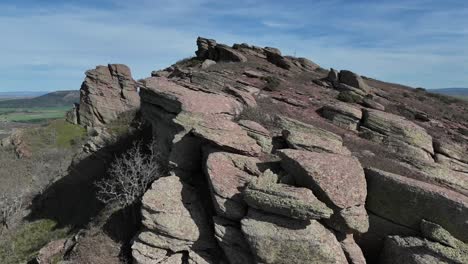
[243, 176, 333, 220]
[321, 102, 363, 130]
[277, 115, 351, 155]
[176, 112, 262, 156]
[142, 77, 243, 116]
[205, 151, 261, 220]
[365, 168, 468, 243]
[241, 209, 348, 264]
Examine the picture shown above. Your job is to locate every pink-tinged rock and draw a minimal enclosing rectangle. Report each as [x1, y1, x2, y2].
[141, 77, 243, 117]
[36, 239, 67, 264]
[205, 151, 261, 220]
[176, 112, 262, 157]
[79, 64, 140, 127]
[337, 234, 367, 264]
[278, 149, 369, 233]
[226, 85, 257, 108]
[238, 120, 273, 153]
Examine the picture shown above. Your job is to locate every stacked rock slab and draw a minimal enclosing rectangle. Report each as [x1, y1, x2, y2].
[79, 64, 140, 127]
[278, 149, 369, 234]
[277, 115, 351, 155]
[132, 176, 217, 263]
[320, 102, 363, 130]
[360, 109, 434, 163]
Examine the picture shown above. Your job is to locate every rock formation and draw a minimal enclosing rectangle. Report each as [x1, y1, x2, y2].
[79, 64, 140, 127]
[50, 36, 468, 264]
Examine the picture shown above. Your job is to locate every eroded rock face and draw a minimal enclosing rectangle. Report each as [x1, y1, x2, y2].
[204, 151, 261, 220]
[277, 115, 351, 155]
[213, 217, 255, 264]
[278, 149, 369, 233]
[79, 64, 140, 127]
[241, 209, 348, 264]
[133, 176, 216, 259]
[337, 234, 367, 264]
[365, 168, 468, 243]
[196, 37, 247, 62]
[360, 109, 434, 162]
[321, 102, 363, 130]
[243, 171, 333, 220]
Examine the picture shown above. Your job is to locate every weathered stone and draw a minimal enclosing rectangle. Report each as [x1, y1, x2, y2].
[175, 112, 262, 156]
[142, 77, 242, 117]
[277, 115, 351, 155]
[132, 241, 168, 264]
[337, 234, 367, 264]
[79, 64, 140, 127]
[238, 120, 273, 153]
[241, 209, 348, 264]
[355, 213, 419, 263]
[225, 86, 257, 108]
[244, 70, 264, 78]
[336, 83, 368, 96]
[362, 97, 385, 111]
[201, 59, 216, 69]
[204, 151, 261, 220]
[420, 220, 462, 248]
[433, 139, 468, 164]
[243, 170, 333, 220]
[134, 176, 216, 257]
[213, 217, 255, 264]
[278, 149, 368, 233]
[380, 235, 468, 264]
[36, 239, 67, 264]
[196, 37, 217, 59]
[65, 103, 80, 125]
[321, 102, 363, 130]
[264, 47, 294, 70]
[216, 44, 248, 62]
[339, 70, 370, 92]
[365, 168, 468, 243]
[435, 153, 468, 174]
[293, 57, 320, 71]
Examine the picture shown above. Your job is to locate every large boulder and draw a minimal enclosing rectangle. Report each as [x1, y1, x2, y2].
[364, 168, 468, 243]
[196, 37, 217, 60]
[277, 115, 351, 155]
[213, 217, 255, 264]
[380, 234, 468, 264]
[204, 151, 261, 220]
[320, 102, 363, 130]
[243, 170, 333, 220]
[278, 149, 369, 233]
[264, 47, 294, 70]
[241, 209, 348, 264]
[79, 64, 140, 127]
[195, 37, 247, 62]
[132, 176, 216, 258]
[328, 68, 339, 83]
[238, 120, 273, 153]
[336, 234, 367, 264]
[338, 70, 370, 92]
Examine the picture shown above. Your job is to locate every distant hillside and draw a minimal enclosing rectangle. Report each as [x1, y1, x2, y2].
[0, 91, 48, 99]
[0, 90, 79, 108]
[430, 88, 468, 96]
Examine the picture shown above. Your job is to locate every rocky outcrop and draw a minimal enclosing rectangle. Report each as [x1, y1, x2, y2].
[365, 168, 468, 243]
[204, 151, 261, 220]
[238, 120, 273, 153]
[79, 64, 140, 127]
[241, 209, 348, 264]
[65, 103, 80, 125]
[278, 149, 369, 234]
[380, 221, 468, 264]
[339, 70, 370, 92]
[277, 115, 351, 155]
[360, 109, 434, 163]
[132, 176, 216, 263]
[243, 170, 333, 220]
[320, 102, 363, 130]
[196, 37, 247, 62]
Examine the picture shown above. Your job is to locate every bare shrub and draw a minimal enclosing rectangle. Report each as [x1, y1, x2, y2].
[95, 141, 160, 207]
[0, 194, 23, 231]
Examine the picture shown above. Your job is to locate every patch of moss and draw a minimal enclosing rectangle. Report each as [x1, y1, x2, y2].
[24, 119, 87, 151]
[0, 219, 70, 264]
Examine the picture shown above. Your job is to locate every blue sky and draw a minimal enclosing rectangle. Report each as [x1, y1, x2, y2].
[0, 0, 467, 92]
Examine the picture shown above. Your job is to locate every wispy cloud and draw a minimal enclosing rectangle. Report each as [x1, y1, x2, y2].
[0, 0, 467, 91]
